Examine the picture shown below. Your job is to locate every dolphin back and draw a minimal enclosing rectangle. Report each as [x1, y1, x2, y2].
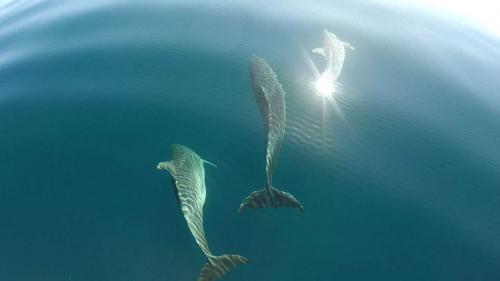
[250, 55, 286, 186]
[239, 56, 303, 213]
[169, 144, 207, 215]
[157, 144, 212, 256]
[158, 145, 249, 280]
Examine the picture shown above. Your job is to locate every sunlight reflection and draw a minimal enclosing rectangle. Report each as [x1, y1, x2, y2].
[303, 29, 352, 123]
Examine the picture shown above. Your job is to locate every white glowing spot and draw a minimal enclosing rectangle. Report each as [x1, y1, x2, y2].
[314, 75, 335, 97]
[309, 29, 352, 100]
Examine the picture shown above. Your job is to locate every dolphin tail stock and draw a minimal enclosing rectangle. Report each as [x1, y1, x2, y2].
[198, 254, 248, 281]
[238, 186, 304, 213]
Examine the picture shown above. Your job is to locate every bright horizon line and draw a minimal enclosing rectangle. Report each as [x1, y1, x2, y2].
[378, 0, 500, 38]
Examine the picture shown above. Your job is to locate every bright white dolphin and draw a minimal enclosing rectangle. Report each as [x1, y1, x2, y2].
[312, 28, 354, 82]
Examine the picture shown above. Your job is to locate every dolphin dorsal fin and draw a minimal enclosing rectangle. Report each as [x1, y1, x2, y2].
[312, 47, 325, 57]
[202, 159, 217, 168]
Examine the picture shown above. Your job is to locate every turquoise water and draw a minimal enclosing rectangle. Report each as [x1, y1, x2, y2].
[1, 1, 500, 280]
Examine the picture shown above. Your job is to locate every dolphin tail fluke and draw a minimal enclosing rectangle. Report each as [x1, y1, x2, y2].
[198, 254, 248, 281]
[238, 186, 304, 213]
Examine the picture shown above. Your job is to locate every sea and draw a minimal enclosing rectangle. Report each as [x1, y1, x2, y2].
[0, 1, 499, 280]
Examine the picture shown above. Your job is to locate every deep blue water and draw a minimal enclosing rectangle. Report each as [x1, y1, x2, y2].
[1, 1, 500, 280]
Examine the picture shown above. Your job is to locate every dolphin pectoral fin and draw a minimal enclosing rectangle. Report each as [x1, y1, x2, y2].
[202, 159, 217, 168]
[156, 161, 173, 171]
[238, 187, 304, 213]
[312, 47, 325, 57]
[198, 255, 248, 281]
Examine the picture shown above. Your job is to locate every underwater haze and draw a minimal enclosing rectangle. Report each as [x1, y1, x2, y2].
[1, 0, 500, 280]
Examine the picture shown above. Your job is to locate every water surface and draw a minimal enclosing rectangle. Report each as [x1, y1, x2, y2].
[1, 1, 499, 280]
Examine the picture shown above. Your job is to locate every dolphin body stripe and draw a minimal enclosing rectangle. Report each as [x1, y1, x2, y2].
[157, 144, 247, 281]
[238, 56, 304, 213]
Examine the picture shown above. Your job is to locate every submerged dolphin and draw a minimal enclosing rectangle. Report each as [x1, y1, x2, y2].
[157, 144, 248, 281]
[238, 56, 304, 213]
[312, 28, 353, 81]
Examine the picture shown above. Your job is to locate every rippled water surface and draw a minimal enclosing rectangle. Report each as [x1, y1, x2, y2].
[1, 1, 500, 280]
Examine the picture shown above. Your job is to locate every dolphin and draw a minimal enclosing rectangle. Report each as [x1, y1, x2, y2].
[238, 56, 304, 213]
[312, 28, 353, 81]
[157, 144, 248, 281]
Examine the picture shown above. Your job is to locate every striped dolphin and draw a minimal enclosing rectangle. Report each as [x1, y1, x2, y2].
[157, 144, 248, 281]
[238, 56, 304, 213]
[312, 28, 353, 82]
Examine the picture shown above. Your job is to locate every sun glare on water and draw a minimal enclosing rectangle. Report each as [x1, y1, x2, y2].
[314, 74, 335, 98]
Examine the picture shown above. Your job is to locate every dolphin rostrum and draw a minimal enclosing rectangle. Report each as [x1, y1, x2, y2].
[312, 28, 353, 82]
[157, 144, 248, 281]
[238, 56, 304, 213]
